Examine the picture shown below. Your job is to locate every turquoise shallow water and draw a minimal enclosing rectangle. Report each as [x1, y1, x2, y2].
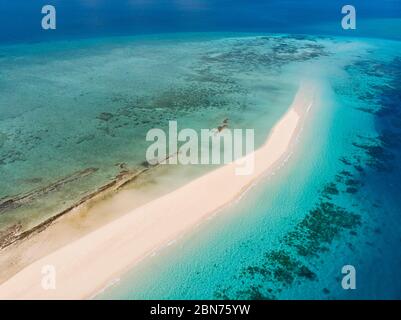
[1, 31, 400, 300]
[0, 33, 307, 233]
[97, 35, 401, 300]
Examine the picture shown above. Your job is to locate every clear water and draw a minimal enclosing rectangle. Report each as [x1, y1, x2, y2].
[1, 1, 400, 300]
[1, 33, 317, 233]
[98, 36, 401, 299]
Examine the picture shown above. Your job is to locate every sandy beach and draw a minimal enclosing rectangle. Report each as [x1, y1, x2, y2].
[0, 81, 316, 300]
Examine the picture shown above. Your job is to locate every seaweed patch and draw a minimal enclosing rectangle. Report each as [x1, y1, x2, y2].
[213, 196, 361, 299]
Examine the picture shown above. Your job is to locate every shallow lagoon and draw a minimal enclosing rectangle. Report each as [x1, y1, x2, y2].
[0, 33, 336, 236]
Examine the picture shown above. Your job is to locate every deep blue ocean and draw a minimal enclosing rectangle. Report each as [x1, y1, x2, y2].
[1, 0, 401, 44]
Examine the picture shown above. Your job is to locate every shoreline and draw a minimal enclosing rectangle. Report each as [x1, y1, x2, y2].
[0, 81, 316, 299]
[0, 144, 185, 250]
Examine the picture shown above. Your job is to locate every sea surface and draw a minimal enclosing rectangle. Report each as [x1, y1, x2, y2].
[0, 1, 400, 299]
[97, 35, 401, 299]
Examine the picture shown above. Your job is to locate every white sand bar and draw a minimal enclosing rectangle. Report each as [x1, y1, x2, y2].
[0, 81, 316, 299]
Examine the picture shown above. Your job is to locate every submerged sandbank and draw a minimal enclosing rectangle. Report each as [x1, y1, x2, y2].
[0, 81, 316, 299]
